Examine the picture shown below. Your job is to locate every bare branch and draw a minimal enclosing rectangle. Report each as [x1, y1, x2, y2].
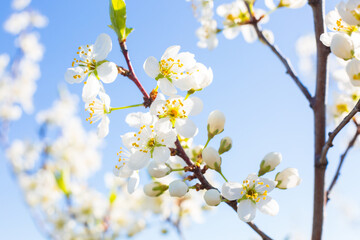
[326, 123, 360, 203]
[244, 2, 314, 108]
[174, 139, 273, 240]
[318, 100, 360, 166]
[118, 40, 151, 104]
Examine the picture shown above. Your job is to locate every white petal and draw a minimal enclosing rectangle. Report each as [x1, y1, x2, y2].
[143, 56, 160, 78]
[121, 132, 137, 150]
[82, 74, 100, 102]
[99, 92, 111, 112]
[93, 33, 112, 61]
[221, 182, 244, 200]
[65, 67, 86, 83]
[127, 171, 139, 194]
[237, 199, 257, 222]
[241, 25, 257, 43]
[114, 164, 133, 178]
[128, 151, 151, 170]
[223, 27, 241, 40]
[187, 97, 203, 116]
[153, 146, 170, 163]
[257, 196, 279, 216]
[255, 178, 277, 193]
[265, 0, 276, 9]
[150, 99, 166, 115]
[126, 112, 155, 128]
[158, 78, 177, 96]
[175, 118, 197, 138]
[161, 45, 180, 61]
[97, 62, 118, 83]
[97, 116, 110, 138]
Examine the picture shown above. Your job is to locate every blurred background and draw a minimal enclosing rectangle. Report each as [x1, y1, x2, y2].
[0, 0, 359, 239]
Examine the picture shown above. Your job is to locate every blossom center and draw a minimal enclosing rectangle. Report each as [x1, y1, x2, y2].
[336, 103, 349, 114]
[71, 45, 97, 81]
[85, 101, 107, 124]
[333, 18, 358, 34]
[241, 180, 270, 203]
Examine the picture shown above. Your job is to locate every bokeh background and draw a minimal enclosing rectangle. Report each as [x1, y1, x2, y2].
[0, 0, 359, 239]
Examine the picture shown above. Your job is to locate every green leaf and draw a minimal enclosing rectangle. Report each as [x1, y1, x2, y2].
[109, 0, 132, 41]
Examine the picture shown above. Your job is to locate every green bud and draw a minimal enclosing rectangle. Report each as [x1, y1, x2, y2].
[218, 137, 232, 155]
[109, 0, 133, 41]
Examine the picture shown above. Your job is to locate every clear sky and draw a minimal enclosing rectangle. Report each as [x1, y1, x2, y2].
[0, 0, 359, 239]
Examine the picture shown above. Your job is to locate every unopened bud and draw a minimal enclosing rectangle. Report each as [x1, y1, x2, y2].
[207, 110, 225, 137]
[147, 161, 170, 178]
[202, 147, 221, 170]
[143, 182, 168, 197]
[204, 189, 221, 206]
[169, 180, 188, 197]
[275, 168, 301, 189]
[258, 152, 282, 176]
[218, 137, 232, 154]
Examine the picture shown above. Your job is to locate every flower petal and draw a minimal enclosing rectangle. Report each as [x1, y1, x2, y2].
[82, 74, 100, 102]
[187, 97, 203, 116]
[65, 67, 86, 84]
[153, 146, 170, 163]
[97, 62, 118, 83]
[143, 56, 160, 78]
[97, 116, 110, 138]
[222, 182, 244, 200]
[93, 33, 112, 61]
[127, 171, 139, 194]
[175, 118, 197, 138]
[237, 199, 257, 222]
[161, 45, 180, 61]
[158, 78, 177, 96]
[121, 132, 137, 150]
[128, 150, 151, 170]
[257, 196, 279, 216]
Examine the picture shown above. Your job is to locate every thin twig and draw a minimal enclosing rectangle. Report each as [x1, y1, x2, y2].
[244, 2, 314, 108]
[318, 100, 360, 166]
[326, 124, 360, 203]
[118, 40, 151, 104]
[174, 139, 273, 240]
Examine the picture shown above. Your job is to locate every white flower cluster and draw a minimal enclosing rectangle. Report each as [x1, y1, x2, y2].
[321, 0, 360, 125]
[8, 88, 212, 238]
[188, 0, 307, 50]
[0, 0, 48, 122]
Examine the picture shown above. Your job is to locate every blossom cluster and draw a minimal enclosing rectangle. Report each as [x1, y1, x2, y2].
[0, 0, 47, 122]
[188, 0, 307, 50]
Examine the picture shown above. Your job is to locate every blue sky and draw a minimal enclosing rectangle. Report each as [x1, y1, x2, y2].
[0, 0, 359, 239]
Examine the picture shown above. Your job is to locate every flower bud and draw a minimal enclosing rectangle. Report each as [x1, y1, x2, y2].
[330, 33, 354, 60]
[143, 182, 168, 197]
[147, 161, 170, 178]
[346, 58, 360, 86]
[218, 137, 232, 155]
[275, 168, 301, 189]
[202, 147, 221, 170]
[169, 180, 188, 197]
[207, 110, 225, 137]
[258, 152, 282, 176]
[204, 189, 221, 206]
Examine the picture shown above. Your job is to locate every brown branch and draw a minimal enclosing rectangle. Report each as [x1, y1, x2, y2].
[318, 100, 360, 166]
[244, 2, 314, 108]
[174, 139, 273, 240]
[308, 0, 331, 239]
[118, 40, 151, 105]
[326, 125, 360, 204]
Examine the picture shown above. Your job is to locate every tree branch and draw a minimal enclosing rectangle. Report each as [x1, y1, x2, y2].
[244, 2, 314, 108]
[326, 124, 360, 204]
[318, 100, 360, 166]
[174, 139, 273, 240]
[118, 40, 151, 104]
[308, 0, 331, 238]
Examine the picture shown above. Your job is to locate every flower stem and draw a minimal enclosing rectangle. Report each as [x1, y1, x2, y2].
[218, 170, 228, 182]
[204, 137, 211, 149]
[109, 103, 143, 113]
[172, 168, 185, 172]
